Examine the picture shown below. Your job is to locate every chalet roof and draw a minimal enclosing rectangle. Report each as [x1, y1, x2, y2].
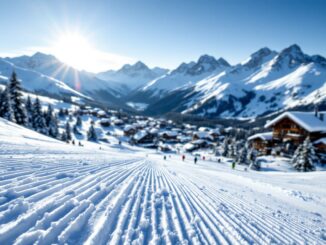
[124, 125, 136, 131]
[265, 111, 326, 132]
[248, 132, 273, 141]
[159, 131, 178, 137]
[313, 137, 326, 145]
[193, 131, 214, 140]
[133, 130, 148, 141]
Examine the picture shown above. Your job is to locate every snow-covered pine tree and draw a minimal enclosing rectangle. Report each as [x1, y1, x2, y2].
[227, 138, 237, 159]
[291, 137, 317, 172]
[32, 98, 47, 134]
[87, 121, 97, 141]
[73, 124, 82, 135]
[45, 105, 59, 138]
[8, 71, 27, 125]
[25, 96, 33, 127]
[222, 137, 229, 157]
[76, 115, 82, 127]
[247, 148, 260, 170]
[58, 108, 65, 118]
[61, 129, 68, 142]
[0, 88, 15, 122]
[236, 145, 248, 165]
[65, 122, 72, 141]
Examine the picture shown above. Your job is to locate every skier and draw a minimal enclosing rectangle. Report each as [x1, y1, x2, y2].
[232, 161, 236, 169]
[164, 155, 167, 160]
[182, 155, 185, 161]
[203, 156, 205, 161]
[194, 156, 198, 164]
[72, 140, 75, 145]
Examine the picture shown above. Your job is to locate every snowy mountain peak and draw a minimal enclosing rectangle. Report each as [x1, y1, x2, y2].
[31, 52, 57, 61]
[272, 44, 307, 70]
[241, 47, 277, 69]
[120, 61, 150, 73]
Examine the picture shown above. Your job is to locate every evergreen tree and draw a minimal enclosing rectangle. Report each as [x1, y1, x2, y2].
[45, 105, 59, 138]
[222, 137, 229, 157]
[0, 88, 15, 122]
[73, 124, 82, 135]
[76, 115, 82, 127]
[61, 130, 68, 142]
[25, 96, 33, 126]
[236, 145, 248, 165]
[247, 148, 260, 170]
[87, 122, 97, 141]
[291, 138, 317, 172]
[32, 98, 47, 134]
[8, 71, 27, 125]
[58, 108, 65, 118]
[65, 122, 72, 141]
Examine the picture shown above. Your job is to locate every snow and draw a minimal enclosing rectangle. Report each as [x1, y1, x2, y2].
[0, 118, 325, 244]
[126, 102, 149, 111]
[265, 111, 326, 132]
[248, 132, 273, 141]
[133, 130, 148, 141]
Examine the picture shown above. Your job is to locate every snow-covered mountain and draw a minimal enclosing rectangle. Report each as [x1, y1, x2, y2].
[0, 58, 86, 99]
[2, 45, 326, 119]
[2, 52, 124, 105]
[97, 61, 168, 94]
[127, 55, 231, 103]
[144, 45, 326, 118]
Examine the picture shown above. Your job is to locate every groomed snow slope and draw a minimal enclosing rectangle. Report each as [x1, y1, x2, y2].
[0, 119, 325, 244]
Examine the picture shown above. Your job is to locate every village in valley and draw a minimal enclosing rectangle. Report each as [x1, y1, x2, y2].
[2, 72, 323, 173]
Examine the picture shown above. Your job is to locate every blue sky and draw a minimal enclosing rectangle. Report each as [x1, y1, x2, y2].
[0, 0, 325, 72]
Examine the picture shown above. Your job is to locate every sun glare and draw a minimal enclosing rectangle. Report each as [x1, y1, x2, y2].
[51, 32, 94, 70]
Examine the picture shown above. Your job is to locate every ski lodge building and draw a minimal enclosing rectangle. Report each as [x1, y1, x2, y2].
[248, 111, 326, 154]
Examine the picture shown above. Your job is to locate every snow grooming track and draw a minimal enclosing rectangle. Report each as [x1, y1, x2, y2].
[0, 148, 325, 244]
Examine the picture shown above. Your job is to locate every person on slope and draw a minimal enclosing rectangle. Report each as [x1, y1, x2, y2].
[194, 156, 198, 164]
[232, 161, 236, 170]
[182, 155, 185, 161]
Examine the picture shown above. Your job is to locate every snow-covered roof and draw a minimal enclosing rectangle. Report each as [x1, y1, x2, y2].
[133, 130, 148, 141]
[124, 125, 136, 131]
[193, 131, 213, 140]
[314, 137, 326, 145]
[248, 132, 273, 141]
[265, 111, 326, 132]
[149, 128, 159, 134]
[159, 131, 178, 137]
[209, 128, 220, 135]
[183, 143, 196, 151]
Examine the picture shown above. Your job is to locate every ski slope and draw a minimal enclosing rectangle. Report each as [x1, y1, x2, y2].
[0, 119, 325, 244]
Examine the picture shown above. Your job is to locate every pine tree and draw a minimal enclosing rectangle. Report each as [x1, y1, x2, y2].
[291, 138, 317, 172]
[45, 105, 59, 138]
[236, 145, 248, 165]
[222, 137, 229, 157]
[0, 88, 15, 122]
[248, 148, 260, 170]
[61, 130, 68, 142]
[76, 115, 82, 127]
[32, 98, 47, 134]
[58, 108, 65, 118]
[65, 122, 72, 141]
[25, 96, 33, 126]
[8, 71, 27, 125]
[87, 122, 97, 141]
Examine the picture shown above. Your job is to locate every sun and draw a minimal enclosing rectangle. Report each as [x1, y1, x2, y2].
[51, 32, 95, 70]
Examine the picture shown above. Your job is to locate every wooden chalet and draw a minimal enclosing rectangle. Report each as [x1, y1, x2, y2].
[248, 132, 273, 155]
[264, 111, 326, 153]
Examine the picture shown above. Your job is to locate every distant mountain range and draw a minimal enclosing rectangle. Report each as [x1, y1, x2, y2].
[1, 44, 326, 119]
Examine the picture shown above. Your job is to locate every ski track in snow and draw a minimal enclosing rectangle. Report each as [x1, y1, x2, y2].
[0, 149, 325, 244]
